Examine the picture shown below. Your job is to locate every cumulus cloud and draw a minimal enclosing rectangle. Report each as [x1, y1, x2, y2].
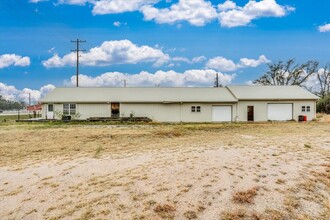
[206, 57, 237, 72]
[31, 0, 294, 27]
[318, 23, 330, 32]
[172, 56, 207, 64]
[238, 55, 271, 68]
[42, 40, 170, 68]
[0, 54, 31, 69]
[206, 55, 270, 72]
[218, 0, 295, 27]
[65, 69, 236, 87]
[141, 0, 217, 26]
[56, 0, 158, 14]
[0, 82, 55, 104]
[93, 0, 159, 15]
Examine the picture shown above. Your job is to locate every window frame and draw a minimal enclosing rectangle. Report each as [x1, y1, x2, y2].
[301, 106, 306, 112]
[191, 105, 201, 113]
[63, 103, 76, 115]
[306, 106, 310, 112]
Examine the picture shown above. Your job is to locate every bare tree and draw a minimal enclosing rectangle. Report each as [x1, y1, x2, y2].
[316, 64, 330, 98]
[253, 59, 319, 86]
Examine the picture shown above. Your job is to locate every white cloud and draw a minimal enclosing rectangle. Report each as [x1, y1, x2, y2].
[0, 54, 31, 69]
[318, 23, 330, 32]
[206, 55, 270, 72]
[93, 0, 159, 15]
[172, 56, 206, 64]
[65, 69, 235, 87]
[141, 0, 218, 26]
[238, 55, 271, 68]
[40, 84, 56, 96]
[113, 21, 121, 27]
[43, 40, 170, 68]
[218, 0, 236, 11]
[218, 0, 294, 28]
[206, 56, 237, 72]
[29, 0, 48, 3]
[57, 0, 89, 5]
[33, 0, 293, 28]
[0, 82, 55, 103]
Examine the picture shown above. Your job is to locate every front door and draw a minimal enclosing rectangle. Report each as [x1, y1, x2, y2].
[247, 106, 254, 121]
[111, 103, 120, 118]
[47, 104, 54, 119]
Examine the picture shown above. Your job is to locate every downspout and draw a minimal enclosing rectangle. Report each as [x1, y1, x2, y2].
[314, 100, 317, 120]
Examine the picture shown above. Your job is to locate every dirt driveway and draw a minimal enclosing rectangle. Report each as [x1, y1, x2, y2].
[0, 122, 329, 220]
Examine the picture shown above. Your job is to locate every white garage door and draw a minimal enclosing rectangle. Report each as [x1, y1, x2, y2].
[212, 106, 232, 122]
[267, 104, 293, 121]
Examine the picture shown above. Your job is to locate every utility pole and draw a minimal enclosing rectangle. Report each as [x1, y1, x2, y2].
[214, 73, 222, 87]
[214, 73, 219, 87]
[28, 93, 31, 106]
[71, 39, 86, 87]
[123, 79, 127, 87]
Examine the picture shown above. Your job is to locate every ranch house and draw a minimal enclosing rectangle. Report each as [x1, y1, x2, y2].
[39, 85, 319, 122]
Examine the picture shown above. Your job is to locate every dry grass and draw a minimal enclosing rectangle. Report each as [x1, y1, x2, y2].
[154, 204, 176, 219]
[184, 210, 198, 219]
[0, 121, 329, 219]
[232, 187, 259, 204]
[221, 209, 247, 220]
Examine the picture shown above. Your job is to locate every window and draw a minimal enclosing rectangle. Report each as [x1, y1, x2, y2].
[63, 104, 76, 115]
[191, 106, 201, 113]
[302, 106, 306, 112]
[48, 104, 53, 112]
[306, 106, 310, 112]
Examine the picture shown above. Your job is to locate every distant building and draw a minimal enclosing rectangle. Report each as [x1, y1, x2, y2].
[40, 86, 318, 122]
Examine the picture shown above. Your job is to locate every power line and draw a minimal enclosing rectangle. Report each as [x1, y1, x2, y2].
[71, 39, 86, 87]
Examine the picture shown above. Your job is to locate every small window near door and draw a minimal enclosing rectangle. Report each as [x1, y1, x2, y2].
[191, 106, 201, 113]
[302, 106, 306, 112]
[48, 104, 53, 112]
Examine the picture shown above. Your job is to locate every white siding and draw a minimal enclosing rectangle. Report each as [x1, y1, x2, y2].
[121, 103, 236, 122]
[237, 100, 316, 122]
[121, 103, 181, 122]
[77, 104, 110, 119]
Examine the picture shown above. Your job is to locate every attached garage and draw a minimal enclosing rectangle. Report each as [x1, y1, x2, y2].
[212, 106, 232, 122]
[40, 86, 318, 122]
[267, 103, 293, 121]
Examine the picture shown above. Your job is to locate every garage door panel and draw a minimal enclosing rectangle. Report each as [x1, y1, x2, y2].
[267, 104, 292, 121]
[212, 106, 232, 122]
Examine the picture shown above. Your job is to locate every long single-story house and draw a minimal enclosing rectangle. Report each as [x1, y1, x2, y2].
[39, 86, 319, 122]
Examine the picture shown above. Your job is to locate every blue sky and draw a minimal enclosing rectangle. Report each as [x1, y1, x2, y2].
[0, 0, 329, 102]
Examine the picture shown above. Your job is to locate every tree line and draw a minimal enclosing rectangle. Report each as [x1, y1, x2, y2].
[0, 96, 25, 111]
[253, 59, 330, 113]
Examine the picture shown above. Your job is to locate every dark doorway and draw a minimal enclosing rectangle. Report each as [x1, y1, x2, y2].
[247, 106, 254, 121]
[111, 103, 120, 118]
